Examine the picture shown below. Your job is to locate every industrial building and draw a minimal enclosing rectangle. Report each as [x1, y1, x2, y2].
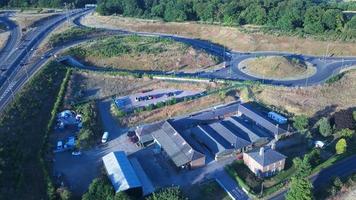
[237, 102, 293, 138]
[151, 121, 206, 169]
[102, 151, 154, 196]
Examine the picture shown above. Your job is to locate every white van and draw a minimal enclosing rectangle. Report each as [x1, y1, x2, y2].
[102, 132, 109, 143]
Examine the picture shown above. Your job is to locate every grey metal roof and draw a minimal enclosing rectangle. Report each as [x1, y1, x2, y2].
[238, 102, 289, 135]
[191, 126, 227, 156]
[209, 122, 251, 150]
[136, 121, 164, 143]
[129, 158, 154, 196]
[102, 152, 142, 193]
[224, 116, 266, 143]
[246, 147, 287, 167]
[152, 121, 204, 167]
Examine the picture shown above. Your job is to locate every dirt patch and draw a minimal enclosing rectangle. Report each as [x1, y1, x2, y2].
[239, 56, 315, 80]
[68, 36, 218, 73]
[65, 71, 221, 105]
[81, 13, 356, 56]
[120, 93, 235, 127]
[0, 31, 9, 49]
[254, 70, 356, 116]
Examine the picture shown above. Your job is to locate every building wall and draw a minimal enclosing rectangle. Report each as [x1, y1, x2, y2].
[243, 153, 286, 177]
[190, 156, 206, 169]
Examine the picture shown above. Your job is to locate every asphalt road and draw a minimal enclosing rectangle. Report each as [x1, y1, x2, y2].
[0, 13, 20, 66]
[0, 9, 92, 112]
[1, 9, 356, 113]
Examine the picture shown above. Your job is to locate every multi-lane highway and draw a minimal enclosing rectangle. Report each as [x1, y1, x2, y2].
[0, 9, 92, 112]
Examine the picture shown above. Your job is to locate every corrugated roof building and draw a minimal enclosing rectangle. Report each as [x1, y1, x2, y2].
[102, 152, 142, 194]
[238, 102, 292, 138]
[152, 121, 205, 169]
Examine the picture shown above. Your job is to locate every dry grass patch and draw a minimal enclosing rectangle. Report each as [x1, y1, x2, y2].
[81, 13, 356, 56]
[11, 12, 58, 31]
[0, 31, 10, 49]
[254, 71, 356, 116]
[240, 56, 315, 80]
[120, 93, 235, 127]
[68, 35, 218, 73]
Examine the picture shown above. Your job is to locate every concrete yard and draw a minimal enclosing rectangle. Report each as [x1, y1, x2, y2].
[114, 88, 202, 111]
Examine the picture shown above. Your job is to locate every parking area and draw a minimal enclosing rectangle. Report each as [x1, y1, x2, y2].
[114, 88, 202, 111]
[53, 99, 141, 195]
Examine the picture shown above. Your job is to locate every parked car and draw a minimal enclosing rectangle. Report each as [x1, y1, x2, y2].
[127, 131, 136, 138]
[72, 151, 82, 156]
[102, 132, 109, 143]
[57, 141, 63, 150]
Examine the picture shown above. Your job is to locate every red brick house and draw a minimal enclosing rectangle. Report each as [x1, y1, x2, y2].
[243, 147, 286, 177]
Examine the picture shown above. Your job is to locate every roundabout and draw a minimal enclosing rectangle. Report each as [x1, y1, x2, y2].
[237, 56, 316, 81]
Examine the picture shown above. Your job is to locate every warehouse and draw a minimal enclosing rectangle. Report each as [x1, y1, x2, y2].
[102, 151, 143, 196]
[238, 102, 293, 138]
[152, 120, 206, 169]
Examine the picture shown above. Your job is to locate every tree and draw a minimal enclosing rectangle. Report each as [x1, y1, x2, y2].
[353, 111, 356, 121]
[345, 16, 356, 30]
[317, 117, 332, 137]
[293, 115, 309, 132]
[304, 6, 325, 34]
[286, 176, 313, 200]
[146, 187, 186, 200]
[322, 9, 344, 31]
[286, 156, 313, 200]
[335, 138, 347, 154]
[240, 3, 267, 25]
[82, 177, 115, 200]
[337, 128, 354, 139]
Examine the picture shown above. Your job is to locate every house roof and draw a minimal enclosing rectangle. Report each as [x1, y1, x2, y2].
[208, 122, 251, 150]
[246, 147, 287, 167]
[152, 121, 204, 167]
[238, 102, 289, 135]
[102, 151, 142, 193]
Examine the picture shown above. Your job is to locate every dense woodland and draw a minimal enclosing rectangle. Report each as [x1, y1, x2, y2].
[95, 0, 356, 37]
[1, 0, 355, 38]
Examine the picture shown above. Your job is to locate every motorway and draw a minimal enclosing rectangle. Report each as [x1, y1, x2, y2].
[0, 9, 92, 112]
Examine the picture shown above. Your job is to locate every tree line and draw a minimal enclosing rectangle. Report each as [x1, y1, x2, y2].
[96, 0, 356, 38]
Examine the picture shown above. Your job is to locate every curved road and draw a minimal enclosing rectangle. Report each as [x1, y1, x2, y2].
[0, 12, 21, 66]
[72, 12, 356, 87]
[0, 9, 356, 114]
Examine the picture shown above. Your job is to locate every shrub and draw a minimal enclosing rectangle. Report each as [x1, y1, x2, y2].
[293, 115, 309, 132]
[317, 117, 332, 137]
[335, 138, 347, 154]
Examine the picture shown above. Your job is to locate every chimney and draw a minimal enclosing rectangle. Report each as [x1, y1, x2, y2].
[271, 143, 276, 150]
[259, 147, 264, 156]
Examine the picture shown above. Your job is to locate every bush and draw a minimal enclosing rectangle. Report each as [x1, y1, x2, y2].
[293, 115, 309, 132]
[75, 102, 103, 148]
[146, 186, 186, 200]
[317, 117, 333, 137]
[335, 138, 347, 154]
